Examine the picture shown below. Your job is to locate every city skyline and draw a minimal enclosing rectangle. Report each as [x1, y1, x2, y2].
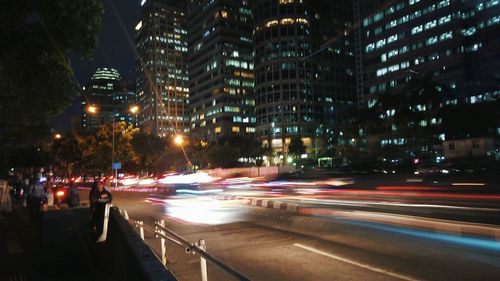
[52, 0, 140, 131]
[53, 0, 499, 164]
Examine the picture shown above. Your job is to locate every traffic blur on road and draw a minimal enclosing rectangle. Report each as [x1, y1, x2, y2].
[80, 171, 500, 281]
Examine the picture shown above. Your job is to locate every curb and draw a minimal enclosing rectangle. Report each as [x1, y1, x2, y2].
[78, 186, 161, 193]
[215, 195, 500, 241]
[216, 195, 301, 213]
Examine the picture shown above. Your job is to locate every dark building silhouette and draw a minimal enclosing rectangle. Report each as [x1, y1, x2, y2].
[355, 0, 500, 107]
[353, 0, 500, 157]
[252, 0, 356, 164]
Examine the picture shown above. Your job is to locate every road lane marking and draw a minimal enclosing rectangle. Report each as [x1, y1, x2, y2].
[293, 243, 420, 281]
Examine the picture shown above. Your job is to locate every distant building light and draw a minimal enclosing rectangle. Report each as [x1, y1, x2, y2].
[135, 21, 143, 31]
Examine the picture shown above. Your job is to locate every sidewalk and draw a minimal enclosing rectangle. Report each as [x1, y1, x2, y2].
[0, 198, 98, 281]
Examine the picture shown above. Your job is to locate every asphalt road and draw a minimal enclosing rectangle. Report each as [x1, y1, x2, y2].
[81, 188, 500, 281]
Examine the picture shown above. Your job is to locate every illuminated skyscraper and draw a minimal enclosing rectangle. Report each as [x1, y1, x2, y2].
[353, 0, 500, 155]
[135, 0, 189, 137]
[355, 0, 500, 108]
[252, 0, 356, 163]
[82, 68, 137, 130]
[187, 0, 256, 141]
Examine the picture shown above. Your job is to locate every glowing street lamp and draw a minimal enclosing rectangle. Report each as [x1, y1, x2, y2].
[129, 105, 139, 114]
[54, 133, 62, 140]
[87, 105, 98, 114]
[174, 135, 184, 146]
[86, 104, 140, 188]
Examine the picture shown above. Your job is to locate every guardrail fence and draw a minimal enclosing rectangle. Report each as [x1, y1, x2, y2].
[122, 208, 251, 281]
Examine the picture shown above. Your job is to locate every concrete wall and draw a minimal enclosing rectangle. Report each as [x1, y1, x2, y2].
[107, 207, 177, 281]
[443, 137, 495, 159]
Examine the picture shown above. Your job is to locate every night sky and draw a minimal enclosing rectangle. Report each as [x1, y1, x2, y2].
[51, 0, 141, 131]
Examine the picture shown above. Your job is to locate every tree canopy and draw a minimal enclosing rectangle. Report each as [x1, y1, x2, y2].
[0, 0, 103, 144]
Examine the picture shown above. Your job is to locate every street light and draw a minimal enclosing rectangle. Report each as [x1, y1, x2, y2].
[173, 134, 193, 171]
[87, 105, 98, 114]
[130, 105, 139, 114]
[174, 134, 184, 146]
[86, 104, 139, 188]
[54, 133, 62, 140]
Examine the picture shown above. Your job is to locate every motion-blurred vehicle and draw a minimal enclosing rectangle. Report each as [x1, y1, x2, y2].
[266, 170, 354, 190]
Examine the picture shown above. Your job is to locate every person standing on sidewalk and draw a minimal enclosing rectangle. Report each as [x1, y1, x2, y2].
[89, 181, 112, 240]
[29, 178, 46, 222]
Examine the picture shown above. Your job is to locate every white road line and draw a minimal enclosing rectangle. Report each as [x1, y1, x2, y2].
[293, 243, 420, 281]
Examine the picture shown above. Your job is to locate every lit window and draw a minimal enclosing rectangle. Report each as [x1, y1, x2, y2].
[439, 15, 452, 25]
[437, 0, 450, 8]
[365, 43, 375, 53]
[376, 39, 386, 48]
[232, 126, 240, 133]
[486, 0, 499, 8]
[387, 34, 398, 43]
[439, 31, 453, 41]
[280, 18, 295, 25]
[424, 20, 437, 30]
[374, 12, 384, 22]
[426, 36, 438, 45]
[487, 15, 500, 26]
[411, 25, 423, 34]
[462, 27, 476, 36]
[386, 20, 397, 29]
[265, 20, 278, 28]
[388, 49, 398, 58]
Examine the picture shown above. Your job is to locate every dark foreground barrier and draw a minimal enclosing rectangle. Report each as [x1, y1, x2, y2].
[106, 207, 177, 281]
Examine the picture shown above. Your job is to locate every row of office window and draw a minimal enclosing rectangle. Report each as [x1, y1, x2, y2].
[363, 0, 450, 29]
[366, 0, 498, 40]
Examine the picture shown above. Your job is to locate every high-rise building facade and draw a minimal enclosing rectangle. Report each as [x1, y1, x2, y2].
[355, 0, 500, 108]
[135, 0, 189, 137]
[114, 79, 138, 127]
[82, 68, 137, 130]
[353, 0, 500, 156]
[252, 0, 356, 163]
[187, 0, 256, 141]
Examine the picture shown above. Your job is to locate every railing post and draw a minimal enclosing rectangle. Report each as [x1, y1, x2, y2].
[160, 220, 167, 265]
[97, 203, 112, 243]
[139, 221, 144, 240]
[198, 239, 208, 281]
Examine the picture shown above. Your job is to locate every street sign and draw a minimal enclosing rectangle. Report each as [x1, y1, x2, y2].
[112, 162, 121, 170]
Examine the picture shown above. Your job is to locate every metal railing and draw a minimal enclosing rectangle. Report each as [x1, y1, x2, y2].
[124, 210, 251, 281]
